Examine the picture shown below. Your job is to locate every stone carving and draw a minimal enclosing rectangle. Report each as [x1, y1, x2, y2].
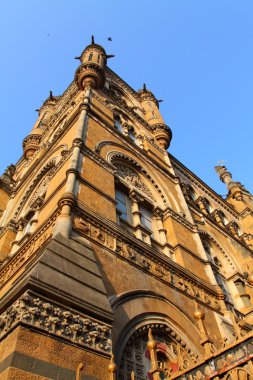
[0, 164, 16, 192]
[0, 211, 58, 288]
[27, 168, 54, 208]
[108, 152, 168, 206]
[119, 323, 198, 380]
[0, 292, 111, 353]
[175, 335, 253, 379]
[73, 211, 221, 312]
[114, 163, 155, 201]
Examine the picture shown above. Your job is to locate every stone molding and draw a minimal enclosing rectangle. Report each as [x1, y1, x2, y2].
[73, 206, 222, 312]
[173, 163, 239, 219]
[81, 145, 116, 174]
[0, 211, 59, 288]
[0, 292, 111, 354]
[164, 207, 197, 232]
[108, 151, 168, 206]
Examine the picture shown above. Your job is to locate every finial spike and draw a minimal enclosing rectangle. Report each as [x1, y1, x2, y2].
[143, 83, 147, 91]
[91, 35, 95, 44]
[49, 90, 53, 99]
[148, 327, 153, 341]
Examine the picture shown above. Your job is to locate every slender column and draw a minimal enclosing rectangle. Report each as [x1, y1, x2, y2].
[108, 354, 117, 380]
[129, 191, 143, 240]
[10, 219, 26, 255]
[53, 87, 91, 238]
[196, 196, 208, 214]
[146, 328, 162, 380]
[212, 210, 224, 226]
[153, 208, 167, 245]
[193, 309, 213, 357]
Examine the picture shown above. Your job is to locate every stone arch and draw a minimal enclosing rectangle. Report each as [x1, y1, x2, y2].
[112, 290, 202, 362]
[115, 313, 200, 380]
[108, 151, 169, 207]
[95, 141, 181, 212]
[199, 230, 237, 274]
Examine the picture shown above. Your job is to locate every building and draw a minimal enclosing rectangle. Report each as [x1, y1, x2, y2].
[0, 37, 253, 380]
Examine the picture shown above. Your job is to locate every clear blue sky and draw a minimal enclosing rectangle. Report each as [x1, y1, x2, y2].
[1, 1, 252, 196]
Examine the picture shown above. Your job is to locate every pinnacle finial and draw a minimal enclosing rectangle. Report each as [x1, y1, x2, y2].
[143, 83, 147, 91]
[49, 90, 53, 99]
[91, 35, 95, 44]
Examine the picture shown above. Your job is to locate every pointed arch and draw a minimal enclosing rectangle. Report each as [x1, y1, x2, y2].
[108, 151, 168, 208]
[14, 157, 57, 220]
[198, 230, 238, 273]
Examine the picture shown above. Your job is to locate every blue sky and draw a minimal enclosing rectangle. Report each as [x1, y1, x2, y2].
[0, 1, 252, 196]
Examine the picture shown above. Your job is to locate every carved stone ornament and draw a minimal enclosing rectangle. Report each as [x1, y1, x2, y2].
[0, 292, 112, 354]
[114, 163, 155, 201]
[72, 211, 221, 311]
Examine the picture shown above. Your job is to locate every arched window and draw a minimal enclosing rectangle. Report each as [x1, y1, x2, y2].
[115, 187, 132, 227]
[127, 126, 135, 141]
[188, 185, 197, 202]
[219, 211, 227, 226]
[204, 199, 212, 214]
[114, 114, 123, 132]
[113, 162, 162, 245]
[201, 236, 232, 302]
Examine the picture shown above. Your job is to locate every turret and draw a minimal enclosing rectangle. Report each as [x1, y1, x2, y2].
[74, 35, 114, 90]
[138, 84, 172, 150]
[215, 165, 248, 201]
[23, 91, 59, 160]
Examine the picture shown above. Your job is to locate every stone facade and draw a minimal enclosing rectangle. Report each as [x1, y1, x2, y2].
[0, 37, 253, 380]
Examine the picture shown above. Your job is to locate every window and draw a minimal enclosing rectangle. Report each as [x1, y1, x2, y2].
[219, 211, 227, 225]
[115, 189, 132, 224]
[188, 186, 196, 202]
[88, 52, 93, 61]
[140, 206, 152, 231]
[114, 114, 122, 132]
[128, 126, 135, 141]
[204, 199, 212, 214]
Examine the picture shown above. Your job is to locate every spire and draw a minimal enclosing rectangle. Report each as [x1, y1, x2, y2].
[215, 165, 233, 188]
[215, 164, 250, 201]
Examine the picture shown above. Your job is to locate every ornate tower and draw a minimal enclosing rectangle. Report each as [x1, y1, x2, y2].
[0, 38, 253, 380]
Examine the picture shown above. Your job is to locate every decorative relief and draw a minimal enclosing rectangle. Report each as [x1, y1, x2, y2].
[108, 152, 168, 206]
[27, 168, 55, 208]
[114, 163, 155, 201]
[14, 150, 70, 219]
[0, 212, 58, 288]
[174, 334, 253, 379]
[0, 292, 111, 353]
[119, 323, 198, 380]
[73, 213, 221, 311]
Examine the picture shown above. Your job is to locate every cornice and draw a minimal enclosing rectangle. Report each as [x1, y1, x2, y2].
[188, 203, 252, 253]
[105, 67, 140, 99]
[172, 155, 239, 218]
